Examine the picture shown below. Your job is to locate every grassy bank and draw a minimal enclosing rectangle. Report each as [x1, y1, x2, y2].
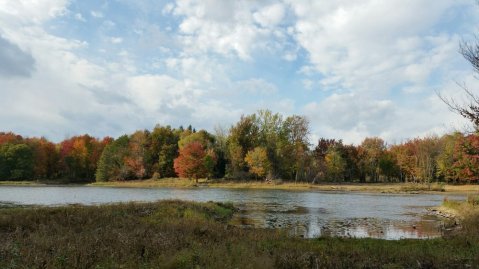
[0, 178, 479, 194]
[3, 178, 479, 193]
[90, 178, 465, 193]
[0, 181, 46, 186]
[439, 195, 479, 238]
[1, 200, 478, 268]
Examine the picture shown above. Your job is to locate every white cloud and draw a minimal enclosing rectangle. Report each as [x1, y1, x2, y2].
[127, 74, 198, 112]
[304, 93, 396, 142]
[172, 0, 288, 60]
[302, 88, 470, 144]
[253, 3, 285, 28]
[286, 0, 470, 93]
[0, 0, 478, 145]
[74, 13, 86, 22]
[90, 10, 104, 18]
[0, 0, 68, 25]
[110, 37, 123, 44]
[302, 79, 313, 90]
[234, 78, 278, 95]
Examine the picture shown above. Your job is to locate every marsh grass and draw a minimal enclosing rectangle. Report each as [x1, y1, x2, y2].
[89, 179, 459, 194]
[399, 182, 445, 192]
[1, 200, 478, 268]
[442, 195, 479, 240]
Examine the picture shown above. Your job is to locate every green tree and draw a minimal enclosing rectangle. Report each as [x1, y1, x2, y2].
[325, 147, 345, 182]
[280, 115, 310, 181]
[227, 114, 259, 178]
[436, 133, 461, 183]
[0, 143, 34, 180]
[149, 125, 180, 178]
[178, 130, 214, 149]
[95, 135, 130, 182]
[360, 137, 386, 182]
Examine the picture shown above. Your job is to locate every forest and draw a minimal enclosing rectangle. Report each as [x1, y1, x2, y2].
[1, 110, 478, 184]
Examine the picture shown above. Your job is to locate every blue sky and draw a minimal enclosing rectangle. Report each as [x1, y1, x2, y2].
[1, 0, 479, 144]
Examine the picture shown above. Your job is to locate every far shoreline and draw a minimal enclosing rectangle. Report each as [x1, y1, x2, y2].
[1, 179, 479, 194]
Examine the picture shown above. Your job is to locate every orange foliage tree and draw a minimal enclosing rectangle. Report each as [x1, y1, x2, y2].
[173, 141, 216, 183]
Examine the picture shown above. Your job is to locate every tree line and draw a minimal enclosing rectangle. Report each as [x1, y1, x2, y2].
[1, 110, 478, 183]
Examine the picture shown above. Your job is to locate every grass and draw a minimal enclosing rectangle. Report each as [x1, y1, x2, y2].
[0, 181, 44, 186]
[399, 182, 446, 192]
[3, 178, 478, 194]
[440, 194, 479, 239]
[89, 178, 470, 193]
[1, 200, 478, 268]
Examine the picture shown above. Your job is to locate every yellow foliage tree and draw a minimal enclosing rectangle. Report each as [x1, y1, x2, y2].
[245, 147, 271, 179]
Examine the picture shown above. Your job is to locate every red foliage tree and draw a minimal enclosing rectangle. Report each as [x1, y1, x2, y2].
[26, 137, 59, 179]
[58, 135, 108, 181]
[174, 141, 215, 182]
[453, 134, 479, 183]
[0, 132, 23, 145]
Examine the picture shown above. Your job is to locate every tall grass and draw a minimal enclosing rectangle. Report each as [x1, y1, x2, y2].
[399, 182, 445, 192]
[442, 194, 479, 241]
[1, 200, 478, 268]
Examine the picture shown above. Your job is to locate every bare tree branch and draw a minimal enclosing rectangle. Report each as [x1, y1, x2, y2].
[437, 32, 479, 132]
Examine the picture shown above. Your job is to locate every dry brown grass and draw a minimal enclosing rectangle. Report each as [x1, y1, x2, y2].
[1, 200, 478, 268]
[89, 179, 459, 193]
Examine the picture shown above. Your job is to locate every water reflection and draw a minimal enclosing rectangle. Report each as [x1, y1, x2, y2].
[230, 202, 444, 240]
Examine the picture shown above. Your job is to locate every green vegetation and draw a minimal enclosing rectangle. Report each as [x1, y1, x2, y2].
[0, 200, 478, 268]
[399, 182, 446, 192]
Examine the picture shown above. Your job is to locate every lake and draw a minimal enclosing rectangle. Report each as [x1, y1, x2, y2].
[0, 186, 464, 240]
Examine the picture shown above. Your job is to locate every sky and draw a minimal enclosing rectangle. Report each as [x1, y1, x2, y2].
[1, 0, 479, 145]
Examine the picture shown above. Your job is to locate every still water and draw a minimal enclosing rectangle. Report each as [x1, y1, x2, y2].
[0, 186, 464, 240]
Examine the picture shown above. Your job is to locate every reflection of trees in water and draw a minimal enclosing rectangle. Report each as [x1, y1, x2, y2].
[288, 218, 442, 240]
[230, 202, 443, 239]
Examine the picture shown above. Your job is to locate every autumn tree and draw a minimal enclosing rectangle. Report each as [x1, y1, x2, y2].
[341, 144, 362, 182]
[178, 129, 214, 150]
[314, 138, 342, 181]
[95, 135, 130, 182]
[212, 126, 228, 178]
[378, 151, 400, 182]
[227, 114, 259, 178]
[279, 115, 310, 181]
[149, 125, 180, 178]
[0, 132, 23, 145]
[360, 137, 386, 182]
[244, 147, 271, 180]
[26, 137, 59, 179]
[436, 133, 461, 182]
[123, 130, 149, 179]
[413, 137, 441, 183]
[59, 135, 107, 182]
[452, 134, 479, 183]
[325, 146, 345, 182]
[174, 141, 216, 183]
[204, 148, 218, 180]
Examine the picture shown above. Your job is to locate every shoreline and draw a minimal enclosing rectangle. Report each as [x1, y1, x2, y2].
[1, 179, 479, 194]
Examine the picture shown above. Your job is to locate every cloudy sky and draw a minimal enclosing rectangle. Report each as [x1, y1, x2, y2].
[1, 0, 478, 144]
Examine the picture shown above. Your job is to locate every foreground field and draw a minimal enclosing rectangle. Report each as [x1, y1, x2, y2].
[1, 200, 478, 268]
